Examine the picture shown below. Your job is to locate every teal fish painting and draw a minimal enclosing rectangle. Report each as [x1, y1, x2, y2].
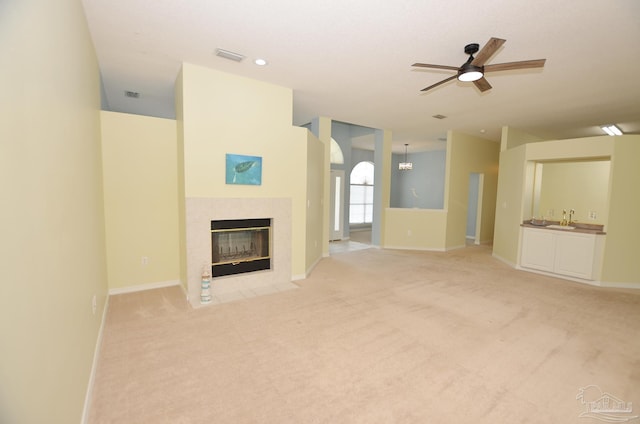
[233, 160, 257, 182]
[225, 154, 262, 185]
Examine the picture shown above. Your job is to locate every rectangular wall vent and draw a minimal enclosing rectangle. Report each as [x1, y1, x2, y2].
[432, 114, 447, 120]
[215, 48, 245, 62]
[124, 91, 140, 98]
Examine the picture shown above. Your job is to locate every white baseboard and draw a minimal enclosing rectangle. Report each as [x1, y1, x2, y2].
[514, 265, 640, 290]
[384, 245, 446, 252]
[599, 280, 640, 289]
[178, 281, 189, 303]
[444, 244, 466, 251]
[492, 252, 516, 268]
[81, 294, 109, 424]
[108, 280, 181, 295]
[301, 256, 323, 279]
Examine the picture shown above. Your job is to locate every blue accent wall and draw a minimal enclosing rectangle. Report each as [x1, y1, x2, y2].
[391, 150, 446, 209]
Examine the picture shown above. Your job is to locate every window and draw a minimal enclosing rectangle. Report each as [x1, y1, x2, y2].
[330, 138, 344, 164]
[349, 161, 374, 224]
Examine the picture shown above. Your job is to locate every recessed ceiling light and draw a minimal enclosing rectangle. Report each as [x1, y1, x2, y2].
[254, 58, 268, 66]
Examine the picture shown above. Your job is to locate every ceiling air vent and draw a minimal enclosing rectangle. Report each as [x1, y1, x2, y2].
[215, 48, 245, 62]
[124, 91, 140, 98]
[432, 114, 447, 120]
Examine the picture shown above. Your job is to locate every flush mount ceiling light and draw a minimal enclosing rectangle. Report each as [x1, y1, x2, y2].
[254, 58, 268, 66]
[399, 144, 413, 171]
[600, 124, 623, 136]
[215, 48, 245, 62]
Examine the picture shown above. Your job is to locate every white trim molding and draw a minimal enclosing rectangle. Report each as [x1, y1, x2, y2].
[108, 280, 181, 296]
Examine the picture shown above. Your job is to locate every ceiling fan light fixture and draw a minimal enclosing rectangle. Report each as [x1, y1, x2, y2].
[601, 125, 623, 136]
[458, 63, 483, 82]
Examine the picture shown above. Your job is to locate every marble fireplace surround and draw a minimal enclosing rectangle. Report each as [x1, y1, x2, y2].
[185, 197, 296, 308]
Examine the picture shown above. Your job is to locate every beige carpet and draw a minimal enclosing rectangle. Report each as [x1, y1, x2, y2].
[88, 245, 640, 423]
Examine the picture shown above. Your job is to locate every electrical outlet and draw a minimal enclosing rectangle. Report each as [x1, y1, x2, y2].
[407, 229, 412, 236]
[142, 256, 149, 266]
[547, 209, 554, 217]
[589, 211, 597, 220]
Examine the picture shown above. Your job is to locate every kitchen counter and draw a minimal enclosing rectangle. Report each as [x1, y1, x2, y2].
[521, 220, 606, 235]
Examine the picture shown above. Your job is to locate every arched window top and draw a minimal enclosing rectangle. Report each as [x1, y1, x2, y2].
[351, 161, 374, 185]
[330, 138, 344, 164]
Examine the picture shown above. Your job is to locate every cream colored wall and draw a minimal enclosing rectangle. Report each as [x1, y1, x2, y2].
[525, 136, 613, 160]
[179, 63, 309, 277]
[384, 209, 448, 250]
[101, 112, 180, 290]
[305, 131, 325, 273]
[373, 129, 393, 246]
[492, 145, 527, 265]
[445, 131, 500, 249]
[500, 126, 544, 151]
[601, 136, 640, 284]
[0, 1, 108, 422]
[537, 160, 610, 224]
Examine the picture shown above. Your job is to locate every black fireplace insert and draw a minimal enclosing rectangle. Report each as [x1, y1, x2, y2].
[211, 218, 271, 277]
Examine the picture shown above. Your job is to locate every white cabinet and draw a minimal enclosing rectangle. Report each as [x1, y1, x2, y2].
[554, 232, 597, 279]
[520, 227, 604, 281]
[520, 228, 555, 272]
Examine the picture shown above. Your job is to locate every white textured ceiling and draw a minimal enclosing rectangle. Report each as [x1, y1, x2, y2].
[82, 0, 640, 152]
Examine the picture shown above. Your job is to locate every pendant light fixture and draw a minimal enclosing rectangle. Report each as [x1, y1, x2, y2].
[399, 143, 413, 170]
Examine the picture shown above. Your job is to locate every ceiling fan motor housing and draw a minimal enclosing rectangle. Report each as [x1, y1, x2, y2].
[459, 63, 482, 72]
[464, 43, 480, 55]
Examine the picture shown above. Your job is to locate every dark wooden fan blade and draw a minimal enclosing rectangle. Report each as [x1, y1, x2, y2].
[471, 37, 506, 66]
[412, 63, 459, 71]
[473, 77, 492, 92]
[484, 59, 546, 72]
[421, 75, 458, 92]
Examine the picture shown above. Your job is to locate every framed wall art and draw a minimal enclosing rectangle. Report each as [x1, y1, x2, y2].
[225, 153, 262, 185]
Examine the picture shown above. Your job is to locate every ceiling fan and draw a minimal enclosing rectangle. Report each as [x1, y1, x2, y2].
[413, 37, 546, 92]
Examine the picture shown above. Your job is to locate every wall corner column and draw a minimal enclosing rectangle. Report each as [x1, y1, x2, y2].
[373, 129, 392, 246]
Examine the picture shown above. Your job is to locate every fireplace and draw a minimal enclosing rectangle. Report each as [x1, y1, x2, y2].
[211, 218, 271, 277]
[185, 197, 293, 308]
